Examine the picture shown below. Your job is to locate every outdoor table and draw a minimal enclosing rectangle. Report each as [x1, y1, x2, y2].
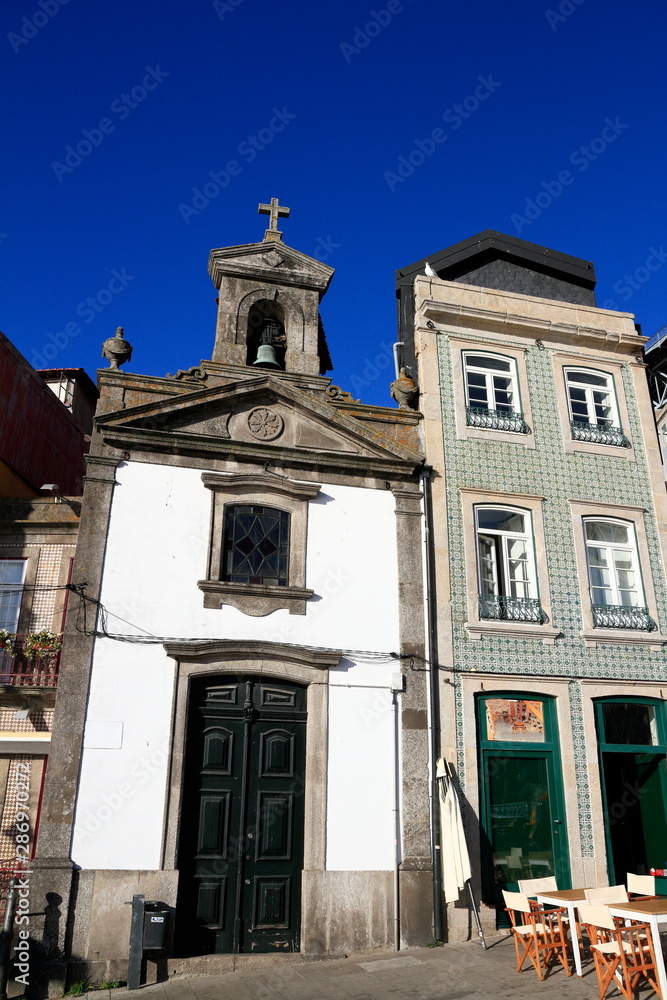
[608, 898, 667, 1000]
[536, 888, 592, 978]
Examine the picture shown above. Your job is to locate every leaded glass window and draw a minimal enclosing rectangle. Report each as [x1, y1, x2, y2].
[222, 505, 289, 586]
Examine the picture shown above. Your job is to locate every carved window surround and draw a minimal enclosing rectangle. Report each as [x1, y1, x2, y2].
[198, 472, 321, 616]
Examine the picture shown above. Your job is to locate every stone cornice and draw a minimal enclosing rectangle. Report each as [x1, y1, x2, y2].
[98, 427, 420, 478]
[201, 472, 321, 500]
[94, 373, 423, 473]
[416, 280, 645, 354]
[163, 638, 342, 668]
[97, 363, 332, 397]
[208, 241, 334, 294]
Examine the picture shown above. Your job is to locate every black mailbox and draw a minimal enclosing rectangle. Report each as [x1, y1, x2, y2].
[142, 901, 169, 951]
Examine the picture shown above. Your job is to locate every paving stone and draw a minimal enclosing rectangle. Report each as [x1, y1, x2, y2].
[104, 937, 622, 1000]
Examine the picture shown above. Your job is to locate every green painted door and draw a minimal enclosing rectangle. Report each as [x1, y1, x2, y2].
[477, 694, 570, 906]
[596, 699, 667, 887]
[177, 676, 306, 955]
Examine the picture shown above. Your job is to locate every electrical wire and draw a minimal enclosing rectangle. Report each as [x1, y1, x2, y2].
[13, 584, 647, 682]
[66, 584, 403, 661]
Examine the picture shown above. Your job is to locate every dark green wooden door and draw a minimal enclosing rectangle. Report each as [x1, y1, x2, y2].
[177, 676, 306, 955]
[477, 694, 570, 907]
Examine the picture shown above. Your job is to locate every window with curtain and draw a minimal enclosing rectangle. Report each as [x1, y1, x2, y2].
[475, 507, 544, 622]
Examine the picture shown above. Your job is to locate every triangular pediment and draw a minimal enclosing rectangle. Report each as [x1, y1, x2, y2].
[208, 241, 334, 293]
[96, 375, 421, 470]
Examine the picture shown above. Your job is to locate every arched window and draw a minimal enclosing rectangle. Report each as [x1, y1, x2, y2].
[222, 505, 289, 586]
[475, 507, 543, 622]
[463, 352, 527, 433]
[565, 368, 629, 447]
[584, 518, 655, 630]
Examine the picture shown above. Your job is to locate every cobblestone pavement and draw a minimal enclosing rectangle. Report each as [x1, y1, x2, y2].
[95, 935, 660, 1000]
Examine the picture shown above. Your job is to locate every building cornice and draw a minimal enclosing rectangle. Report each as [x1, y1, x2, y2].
[416, 279, 645, 354]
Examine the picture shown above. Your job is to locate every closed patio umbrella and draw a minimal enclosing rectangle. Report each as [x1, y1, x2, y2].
[436, 757, 486, 949]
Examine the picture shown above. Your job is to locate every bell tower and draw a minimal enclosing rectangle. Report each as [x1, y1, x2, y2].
[208, 198, 335, 376]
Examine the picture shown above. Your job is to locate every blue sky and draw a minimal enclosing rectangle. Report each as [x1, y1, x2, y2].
[2, 0, 667, 406]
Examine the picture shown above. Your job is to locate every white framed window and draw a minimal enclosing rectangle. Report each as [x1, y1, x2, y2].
[569, 500, 663, 646]
[564, 368, 629, 447]
[461, 489, 558, 643]
[583, 518, 655, 630]
[0, 560, 26, 633]
[475, 506, 542, 622]
[463, 352, 527, 433]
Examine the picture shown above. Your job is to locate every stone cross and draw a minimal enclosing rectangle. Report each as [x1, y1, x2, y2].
[258, 197, 290, 242]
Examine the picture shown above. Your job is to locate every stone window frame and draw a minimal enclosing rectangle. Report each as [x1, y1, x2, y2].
[460, 487, 560, 644]
[449, 336, 536, 449]
[197, 472, 321, 616]
[552, 352, 635, 460]
[568, 498, 666, 648]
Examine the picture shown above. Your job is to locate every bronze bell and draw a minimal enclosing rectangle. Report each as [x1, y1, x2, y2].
[253, 343, 280, 368]
[252, 318, 282, 369]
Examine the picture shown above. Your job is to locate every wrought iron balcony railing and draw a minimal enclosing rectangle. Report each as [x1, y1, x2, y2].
[570, 421, 631, 448]
[591, 604, 657, 631]
[0, 637, 60, 688]
[478, 594, 547, 624]
[466, 407, 529, 434]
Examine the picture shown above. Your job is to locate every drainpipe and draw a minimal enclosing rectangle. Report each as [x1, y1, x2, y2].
[421, 464, 444, 942]
[392, 342, 404, 380]
[391, 678, 403, 951]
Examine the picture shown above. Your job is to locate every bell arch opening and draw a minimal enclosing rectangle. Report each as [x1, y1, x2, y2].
[246, 300, 287, 370]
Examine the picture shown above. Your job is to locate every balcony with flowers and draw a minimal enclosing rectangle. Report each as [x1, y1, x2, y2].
[0, 630, 61, 688]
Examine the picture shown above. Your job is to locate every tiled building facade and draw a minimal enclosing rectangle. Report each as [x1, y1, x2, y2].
[398, 232, 667, 937]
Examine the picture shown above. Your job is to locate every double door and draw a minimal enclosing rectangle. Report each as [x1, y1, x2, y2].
[177, 676, 306, 954]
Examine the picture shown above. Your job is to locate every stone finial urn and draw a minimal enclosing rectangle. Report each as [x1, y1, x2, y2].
[102, 327, 133, 370]
[390, 367, 419, 410]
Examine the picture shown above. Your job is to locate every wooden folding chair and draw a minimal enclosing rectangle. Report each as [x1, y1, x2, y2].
[585, 885, 629, 905]
[518, 876, 558, 914]
[627, 872, 657, 901]
[517, 876, 558, 895]
[502, 889, 571, 980]
[579, 902, 661, 1000]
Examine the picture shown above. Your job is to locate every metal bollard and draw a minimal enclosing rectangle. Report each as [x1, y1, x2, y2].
[126, 894, 144, 991]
